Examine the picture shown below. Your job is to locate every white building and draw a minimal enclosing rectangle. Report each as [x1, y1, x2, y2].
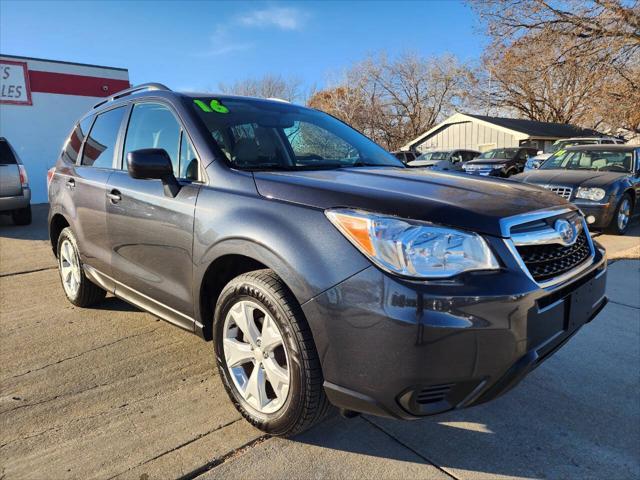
[402, 112, 604, 155]
[0, 55, 129, 203]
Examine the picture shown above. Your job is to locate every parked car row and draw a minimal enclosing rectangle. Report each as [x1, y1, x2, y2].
[395, 138, 636, 235]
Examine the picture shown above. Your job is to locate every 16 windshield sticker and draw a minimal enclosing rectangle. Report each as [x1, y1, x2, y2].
[194, 99, 229, 114]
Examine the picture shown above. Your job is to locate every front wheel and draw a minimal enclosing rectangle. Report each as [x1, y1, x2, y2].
[606, 193, 633, 235]
[213, 270, 330, 437]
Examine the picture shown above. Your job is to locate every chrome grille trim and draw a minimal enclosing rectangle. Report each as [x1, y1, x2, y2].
[543, 185, 573, 199]
[500, 207, 595, 288]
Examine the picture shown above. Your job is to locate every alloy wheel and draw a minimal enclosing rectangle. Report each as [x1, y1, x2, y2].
[618, 198, 631, 231]
[59, 239, 81, 297]
[223, 300, 290, 414]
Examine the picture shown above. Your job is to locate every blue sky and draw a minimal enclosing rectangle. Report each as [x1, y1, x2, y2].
[1, 0, 487, 93]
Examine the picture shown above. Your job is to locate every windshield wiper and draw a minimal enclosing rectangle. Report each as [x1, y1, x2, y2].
[348, 161, 400, 168]
[242, 163, 295, 171]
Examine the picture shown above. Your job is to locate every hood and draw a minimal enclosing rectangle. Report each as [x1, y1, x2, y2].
[513, 169, 625, 188]
[253, 167, 568, 237]
[465, 158, 512, 165]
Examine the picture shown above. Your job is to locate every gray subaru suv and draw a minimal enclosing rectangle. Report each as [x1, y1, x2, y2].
[48, 84, 608, 436]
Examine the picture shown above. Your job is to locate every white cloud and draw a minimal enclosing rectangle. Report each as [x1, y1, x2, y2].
[194, 6, 309, 57]
[237, 6, 308, 30]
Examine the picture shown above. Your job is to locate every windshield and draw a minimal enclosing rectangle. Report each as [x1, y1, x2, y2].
[191, 97, 404, 170]
[415, 151, 449, 162]
[540, 149, 634, 172]
[550, 139, 598, 153]
[478, 148, 518, 160]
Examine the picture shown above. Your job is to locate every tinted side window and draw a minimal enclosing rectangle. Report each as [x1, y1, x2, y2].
[124, 103, 180, 176]
[63, 116, 93, 164]
[0, 140, 17, 165]
[81, 107, 125, 168]
[179, 134, 199, 181]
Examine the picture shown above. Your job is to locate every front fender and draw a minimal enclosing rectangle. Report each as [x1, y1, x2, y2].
[192, 185, 371, 324]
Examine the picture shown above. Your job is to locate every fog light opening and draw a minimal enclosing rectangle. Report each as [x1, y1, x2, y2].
[586, 215, 596, 224]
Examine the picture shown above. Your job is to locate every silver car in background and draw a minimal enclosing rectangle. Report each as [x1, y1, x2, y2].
[0, 137, 31, 225]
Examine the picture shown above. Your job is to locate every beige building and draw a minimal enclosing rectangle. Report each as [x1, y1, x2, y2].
[402, 112, 603, 154]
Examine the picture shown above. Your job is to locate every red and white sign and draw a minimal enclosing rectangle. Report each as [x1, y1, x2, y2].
[0, 60, 32, 105]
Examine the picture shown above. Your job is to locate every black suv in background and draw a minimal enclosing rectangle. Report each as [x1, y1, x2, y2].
[463, 147, 539, 177]
[48, 84, 607, 437]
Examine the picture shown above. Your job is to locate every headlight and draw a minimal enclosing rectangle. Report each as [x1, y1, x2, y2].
[575, 187, 606, 201]
[325, 209, 500, 279]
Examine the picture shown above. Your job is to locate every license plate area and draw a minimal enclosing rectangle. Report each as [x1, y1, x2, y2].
[529, 267, 605, 350]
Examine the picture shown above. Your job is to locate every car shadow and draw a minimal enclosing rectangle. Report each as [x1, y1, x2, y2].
[0, 203, 50, 241]
[93, 295, 141, 313]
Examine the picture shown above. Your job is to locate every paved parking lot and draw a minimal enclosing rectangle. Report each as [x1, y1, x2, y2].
[1, 205, 639, 480]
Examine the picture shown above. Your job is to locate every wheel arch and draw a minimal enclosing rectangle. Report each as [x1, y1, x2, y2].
[49, 212, 70, 257]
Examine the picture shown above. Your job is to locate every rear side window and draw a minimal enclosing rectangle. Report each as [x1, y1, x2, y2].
[0, 140, 17, 165]
[81, 107, 126, 168]
[62, 116, 93, 164]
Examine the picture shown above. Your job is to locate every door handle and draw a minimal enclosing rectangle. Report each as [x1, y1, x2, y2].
[66, 178, 75, 189]
[107, 189, 122, 203]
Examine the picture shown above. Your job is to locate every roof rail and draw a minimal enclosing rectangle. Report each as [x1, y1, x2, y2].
[93, 82, 171, 109]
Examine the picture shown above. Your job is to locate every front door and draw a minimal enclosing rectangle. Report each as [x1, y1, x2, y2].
[106, 102, 201, 328]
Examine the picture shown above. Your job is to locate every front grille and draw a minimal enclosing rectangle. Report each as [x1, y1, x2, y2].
[543, 185, 573, 199]
[465, 165, 494, 176]
[516, 230, 591, 282]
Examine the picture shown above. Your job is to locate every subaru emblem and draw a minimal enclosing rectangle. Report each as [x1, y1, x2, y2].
[554, 218, 578, 246]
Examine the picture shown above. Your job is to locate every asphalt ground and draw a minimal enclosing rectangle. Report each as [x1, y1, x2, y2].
[1, 205, 638, 480]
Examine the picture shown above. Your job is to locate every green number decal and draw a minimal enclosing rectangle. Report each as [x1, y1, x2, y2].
[193, 98, 229, 114]
[209, 99, 229, 114]
[194, 99, 212, 112]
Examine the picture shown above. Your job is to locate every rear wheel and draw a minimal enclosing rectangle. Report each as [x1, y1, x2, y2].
[213, 269, 330, 437]
[57, 227, 106, 306]
[11, 205, 31, 225]
[607, 193, 632, 235]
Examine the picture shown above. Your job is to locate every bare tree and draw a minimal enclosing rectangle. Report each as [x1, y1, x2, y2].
[309, 53, 472, 150]
[219, 74, 303, 102]
[469, 0, 640, 135]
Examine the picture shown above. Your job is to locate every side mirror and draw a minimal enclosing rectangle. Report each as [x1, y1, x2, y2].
[127, 148, 180, 197]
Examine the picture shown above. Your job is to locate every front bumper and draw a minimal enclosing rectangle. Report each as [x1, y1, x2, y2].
[302, 243, 607, 419]
[0, 188, 31, 212]
[575, 200, 616, 229]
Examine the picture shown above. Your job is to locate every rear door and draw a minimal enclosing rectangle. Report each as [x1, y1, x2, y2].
[106, 101, 201, 327]
[72, 106, 127, 276]
[0, 140, 22, 197]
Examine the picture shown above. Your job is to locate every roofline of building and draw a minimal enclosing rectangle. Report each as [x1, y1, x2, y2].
[0, 53, 128, 72]
[401, 112, 531, 150]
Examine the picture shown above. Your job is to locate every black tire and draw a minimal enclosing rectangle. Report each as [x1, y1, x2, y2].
[57, 227, 106, 307]
[606, 193, 633, 235]
[11, 205, 31, 225]
[213, 269, 330, 437]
